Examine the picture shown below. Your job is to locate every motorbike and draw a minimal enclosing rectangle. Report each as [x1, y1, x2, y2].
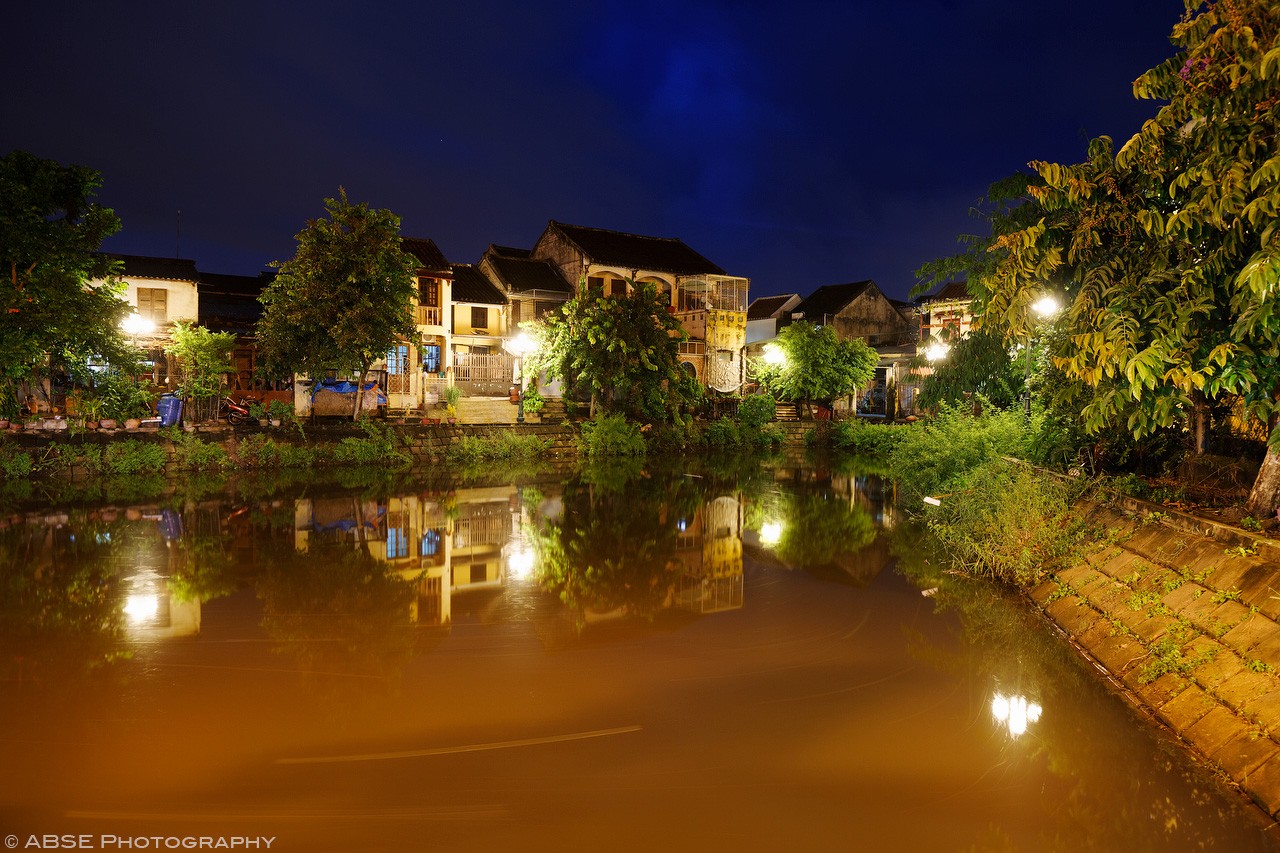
[219, 395, 253, 426]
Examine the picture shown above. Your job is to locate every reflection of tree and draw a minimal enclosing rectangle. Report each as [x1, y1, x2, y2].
[773, 491, 875, 570]
[169, 534, 238, 604]
[255, 544, 419, 678]
[534, 473, 700, 627]
[0, 515, 128, 681]
[889, 522, 1257, 852]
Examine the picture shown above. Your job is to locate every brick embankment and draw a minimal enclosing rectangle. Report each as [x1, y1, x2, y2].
[1031, 499, 1280, 819]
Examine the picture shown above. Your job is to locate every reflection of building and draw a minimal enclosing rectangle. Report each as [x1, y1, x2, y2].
[672, 495, 745, 614]
[292, 486, 519, 627]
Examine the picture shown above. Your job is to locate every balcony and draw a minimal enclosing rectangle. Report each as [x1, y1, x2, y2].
[416, 305, 443, 327]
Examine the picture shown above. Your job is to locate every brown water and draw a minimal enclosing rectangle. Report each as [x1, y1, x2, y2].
[1, 463, 1276, 852]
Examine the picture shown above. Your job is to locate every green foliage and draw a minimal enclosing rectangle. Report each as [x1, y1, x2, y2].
[699, 397, 784, 453]
[578, 413, 647, 458]
[1241, 515, 1263, 532]
[447, 432, 551, 464]
[256, 189, 419, 419]
[0, 447, 33, 480]
[266, 399, 293, 422]
[0, 151, 133, 417]
[94, 367, 155, 421]
[887, 402, 1029, 506]
[164, 321, 235, 408]
[528, 280, 698, 423]
[102, 439, 167, 475]
[737, 393, 776, 429]
[332, 418, 410, 466]
[770, 491, 877, 569]
[925, 458, 1083, 586]
[830, 419, 907, 455]
[171, 434, 231, 470]
[750, 321, 877, 405]
[520, 382, 545, 416]
[917, 327, 1024, 410]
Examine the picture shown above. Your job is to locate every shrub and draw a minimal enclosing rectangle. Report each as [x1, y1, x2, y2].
[578, 413, 646, 458]
[737, 394, 776, 429]
[0, 448, 33, 480]
[103, 440, 167, 475]
[172, 435, 230, 470]
[888, 401, 1029, 506]
[925, 458, 1084, 586]
[448, 432, 551, 463]
[831, 419, 906, 456]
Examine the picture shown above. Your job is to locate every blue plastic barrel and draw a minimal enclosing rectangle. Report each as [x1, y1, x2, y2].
[157, 394, 183, 427]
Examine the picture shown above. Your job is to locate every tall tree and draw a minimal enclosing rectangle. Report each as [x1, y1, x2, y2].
[528, 280, 699, 423]
[749, 321, 877, 411]
[0, 150, 132, 417]
[976, 1, 1280, 516]
[256, 190, 418, 419]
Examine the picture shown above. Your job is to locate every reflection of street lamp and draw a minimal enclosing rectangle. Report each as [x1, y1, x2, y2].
[759, 520, 783, 546]
[992, 692, 1043, 737]
[121, 312, 154, 349]
[1023, 295, 1061, 419]
[503, 331, 537, 424]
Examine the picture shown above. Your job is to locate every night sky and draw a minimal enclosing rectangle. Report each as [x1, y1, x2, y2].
[5, 1, 1181, 301]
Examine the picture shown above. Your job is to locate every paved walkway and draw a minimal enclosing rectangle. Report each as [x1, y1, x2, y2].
[1031, 498, 1280, 824]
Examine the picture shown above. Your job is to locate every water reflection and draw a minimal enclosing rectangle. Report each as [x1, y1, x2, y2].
[0, 463, 1275, 851]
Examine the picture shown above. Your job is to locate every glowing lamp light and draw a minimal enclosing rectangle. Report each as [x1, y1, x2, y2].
[123, 593, 160, 625]
[991, 692, 1042, 737]
[924, 341, 950, 362]
[759, 521, 783, 546]
[504, 331, 536, 357]
[121, 313, 155, 337]
[1031, 294, 1061, 318]
[762, 344, 786, 366]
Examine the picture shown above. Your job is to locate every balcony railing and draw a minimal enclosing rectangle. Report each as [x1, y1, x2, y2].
[416, 305, 442, 326]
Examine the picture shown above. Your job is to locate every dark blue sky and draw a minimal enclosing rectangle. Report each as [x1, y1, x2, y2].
[5, 1, 1181, 300]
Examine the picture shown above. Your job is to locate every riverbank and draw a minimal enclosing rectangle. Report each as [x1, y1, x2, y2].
[1032, 493, 1280, 830]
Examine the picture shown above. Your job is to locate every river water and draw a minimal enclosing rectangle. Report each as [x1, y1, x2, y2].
[0, 460, 1276, 851]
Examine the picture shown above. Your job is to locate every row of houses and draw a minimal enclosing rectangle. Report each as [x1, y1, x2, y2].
[102, 218, 973, 420]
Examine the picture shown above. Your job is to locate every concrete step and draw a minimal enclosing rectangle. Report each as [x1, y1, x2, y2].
[456, 396, 536, 425]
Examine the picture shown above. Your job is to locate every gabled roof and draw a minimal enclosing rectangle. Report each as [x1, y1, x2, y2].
[546, 220, 725, 276]
[487, 244, 531, 259]
[747, 293, 800, 321]
[790, 280, 876, 323]
[920, 280, 971, 303]
[103, 254, 200, 282]
[450, 264, 507, 305]
[401, 237, 451, 274]
[485, 253, 573, 296]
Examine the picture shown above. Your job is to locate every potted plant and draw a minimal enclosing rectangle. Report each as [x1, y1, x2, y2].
[266, 399, 292, 427]
[97, 368, 154, 430]
[248, 401, 268, 426]
[79, 396, 104, 430]
[442, 385, 461, 424]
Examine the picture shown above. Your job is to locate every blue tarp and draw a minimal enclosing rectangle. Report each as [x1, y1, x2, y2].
[310, 379, 387, 406]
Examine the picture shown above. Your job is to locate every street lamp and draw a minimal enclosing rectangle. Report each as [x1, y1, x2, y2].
[1023, 294, 1061, 419]
[762, 343, 786, 367]
[924, 341, 950, 363]
[121, 312, 154, 348]
[503, 331, 537, 424]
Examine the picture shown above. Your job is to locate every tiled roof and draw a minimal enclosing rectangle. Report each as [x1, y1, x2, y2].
[487, 244, 531, 259]
[486, 254, 573, 295]
[548, 220, 725, 276]
[920, 280, 971, 302]
[790, 281, 875, 323]
[103, 254, 200, 282]
[450, 264, 507, 305]
[401, 237, 451, 273]
[747, 294, 799, 321]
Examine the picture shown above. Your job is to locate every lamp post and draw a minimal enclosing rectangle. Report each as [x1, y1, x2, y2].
[1023, 295, 1061, 419]
[121, 312, 154, 349]
[503, 331, 536, 424]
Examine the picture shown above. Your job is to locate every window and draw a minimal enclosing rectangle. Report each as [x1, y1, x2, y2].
[421, 344, 441, 374]
[471, 306, 488, 330]
[387, 345, 409, 374]
[587, 276, 604, 290]
[136, 287, 167, 323]
[418, 278, 440, 307]
[609, 278, 627, 297]
[420, 528, 442, 557]
[386, 528, 408, 560]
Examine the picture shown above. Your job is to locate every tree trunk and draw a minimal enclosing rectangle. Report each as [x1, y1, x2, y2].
[1246, 447, 1280, 520]
[1192, 390, 1209, 455]
[351, 362, 368, 421]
